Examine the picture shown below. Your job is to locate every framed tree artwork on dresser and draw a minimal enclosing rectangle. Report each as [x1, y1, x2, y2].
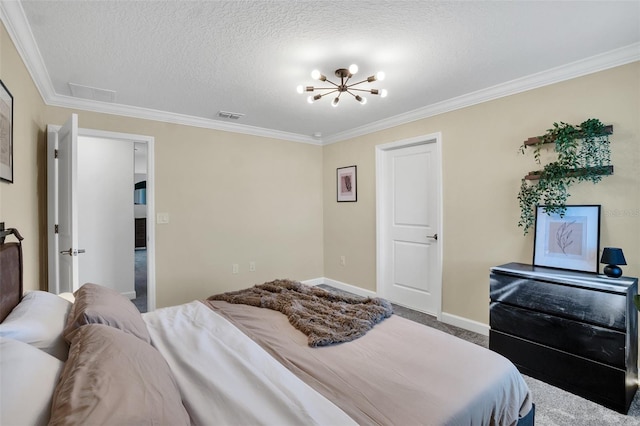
[533, 205, 601, 273]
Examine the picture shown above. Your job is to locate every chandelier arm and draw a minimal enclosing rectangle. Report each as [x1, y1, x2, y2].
[348, 88, 376, 93]
[312, 86, 342, 91]
[346, 79, 371, 87]
[319, 89, 339, 98]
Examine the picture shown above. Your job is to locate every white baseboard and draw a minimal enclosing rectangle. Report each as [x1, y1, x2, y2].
[440, 312, 490, 336]
[122, 291, 137, 300]
[301, 277, 325, 287]
[305, 277, 490, 336]
[303, 277, 377, 298]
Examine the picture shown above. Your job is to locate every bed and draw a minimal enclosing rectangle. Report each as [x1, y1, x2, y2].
[0, 228, 534, 425]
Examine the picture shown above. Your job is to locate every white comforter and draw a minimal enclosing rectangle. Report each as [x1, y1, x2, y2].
[143, 301, 357, 426]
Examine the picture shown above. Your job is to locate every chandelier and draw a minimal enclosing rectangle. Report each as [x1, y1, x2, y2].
[297, 64, 387, 107]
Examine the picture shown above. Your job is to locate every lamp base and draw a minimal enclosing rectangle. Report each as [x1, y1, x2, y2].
[603, 264, 623, 278]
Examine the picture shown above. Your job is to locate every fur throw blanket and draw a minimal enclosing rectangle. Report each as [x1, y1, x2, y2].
[208, 279, 393, 347]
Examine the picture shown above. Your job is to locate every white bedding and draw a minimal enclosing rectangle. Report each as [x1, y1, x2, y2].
[143, 301, 357, 426]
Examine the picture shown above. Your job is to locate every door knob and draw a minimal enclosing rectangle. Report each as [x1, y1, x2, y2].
[426, 234, 438, 241]
[60, 248, 86, 256]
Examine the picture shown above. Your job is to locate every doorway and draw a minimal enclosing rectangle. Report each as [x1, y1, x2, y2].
[133, 142, 148, 312]
[375, 133, 442, 317]
[47, 119, 156, 312]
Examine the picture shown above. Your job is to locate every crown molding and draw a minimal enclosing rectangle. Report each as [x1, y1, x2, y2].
[322, 43, 640, 145]
[0, 1, 56, 101]
[3, 2, 638, 147]
[45, 93, 322, 145]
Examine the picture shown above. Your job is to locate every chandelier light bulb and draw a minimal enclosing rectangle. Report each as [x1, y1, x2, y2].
[348, 64, 359, 74]
[311, 70, 327, 81]
[332, 97, 340, 107]
[376, 71, 386, 81]
[357, 96, 367, 105]
[296, 85, 304, 94]
[380, 89, 388, 98]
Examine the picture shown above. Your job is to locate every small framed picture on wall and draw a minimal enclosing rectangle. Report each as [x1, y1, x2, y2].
[0, 80, 13, 183]
[337, 165, 357, 202]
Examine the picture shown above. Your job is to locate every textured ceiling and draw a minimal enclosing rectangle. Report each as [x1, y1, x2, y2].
[6, 1, 640, 143]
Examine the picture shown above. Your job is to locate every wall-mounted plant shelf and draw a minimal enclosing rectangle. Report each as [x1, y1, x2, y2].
[517, 118, 613, 234]
[525, 165, 614, 181]
[523, 125, 613, 147]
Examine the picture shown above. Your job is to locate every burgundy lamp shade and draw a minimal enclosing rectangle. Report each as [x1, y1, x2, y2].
[600, 247, 627, 278]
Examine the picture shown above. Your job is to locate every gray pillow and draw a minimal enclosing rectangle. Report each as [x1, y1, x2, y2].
[50, 324, 190, 426]
[64, 283, 150, 343]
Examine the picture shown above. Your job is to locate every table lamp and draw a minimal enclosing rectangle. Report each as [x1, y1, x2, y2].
[600, 247, 627, 278]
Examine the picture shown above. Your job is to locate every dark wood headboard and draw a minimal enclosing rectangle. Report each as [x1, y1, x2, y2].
[0, 227, 24, 322]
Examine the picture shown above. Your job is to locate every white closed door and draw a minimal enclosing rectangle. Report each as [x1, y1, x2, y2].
[377, 137, 441, 315]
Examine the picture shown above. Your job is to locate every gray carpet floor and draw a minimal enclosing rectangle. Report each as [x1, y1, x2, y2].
[132, 249, 147, 313]
[319, 285, 640, 426]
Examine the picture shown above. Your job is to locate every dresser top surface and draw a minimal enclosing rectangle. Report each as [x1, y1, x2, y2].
[492, 262, 638, 293]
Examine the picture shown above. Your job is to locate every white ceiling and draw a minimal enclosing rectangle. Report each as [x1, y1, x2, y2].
[2, 1, 639, 144]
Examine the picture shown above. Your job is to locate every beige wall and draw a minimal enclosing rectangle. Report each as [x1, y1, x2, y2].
[324, 62, 640, 324]
[1, 23, 324, 308]
[3, 21, 639, 323]
[0, 23, 49, 291]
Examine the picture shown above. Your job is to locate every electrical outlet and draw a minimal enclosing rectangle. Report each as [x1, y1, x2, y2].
[340, 256, 346, 266]
[232, 264, 239, 274]
[249, 261, 256, 272]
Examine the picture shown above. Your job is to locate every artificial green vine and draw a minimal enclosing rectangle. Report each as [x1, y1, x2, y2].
[517, 119, 611, 234]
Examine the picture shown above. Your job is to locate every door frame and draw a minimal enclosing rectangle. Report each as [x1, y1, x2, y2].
[47, 125, 157, 312]
[375, 133, 443, 319]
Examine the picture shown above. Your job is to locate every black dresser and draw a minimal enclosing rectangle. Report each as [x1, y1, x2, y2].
[489, 262, 638, 413]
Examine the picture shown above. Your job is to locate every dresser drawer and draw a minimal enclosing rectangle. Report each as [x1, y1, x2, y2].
[490, 330, 635, 413]
[490, 272, 627, 331]
[490, 302, 626, 368]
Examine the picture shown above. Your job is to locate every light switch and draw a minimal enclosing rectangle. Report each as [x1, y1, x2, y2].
[157, 213, 170, 224]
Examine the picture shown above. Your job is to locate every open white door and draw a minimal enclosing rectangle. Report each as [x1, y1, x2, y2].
[47, 114, 82, 294]
[48, 116, 156, 311]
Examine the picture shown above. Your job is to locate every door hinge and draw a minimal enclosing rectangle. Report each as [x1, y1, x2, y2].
[54, 224, 59, 234]
[54, 149, 59, 158]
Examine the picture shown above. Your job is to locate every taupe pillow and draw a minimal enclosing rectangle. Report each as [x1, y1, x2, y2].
[49, 324, 190, 426]
[64, 283, 150, 343]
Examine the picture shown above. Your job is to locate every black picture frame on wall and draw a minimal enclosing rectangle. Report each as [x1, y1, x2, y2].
[337, 165, 357, 202]
[0, 80, 14, 183]
[533, 205, 601, 273]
